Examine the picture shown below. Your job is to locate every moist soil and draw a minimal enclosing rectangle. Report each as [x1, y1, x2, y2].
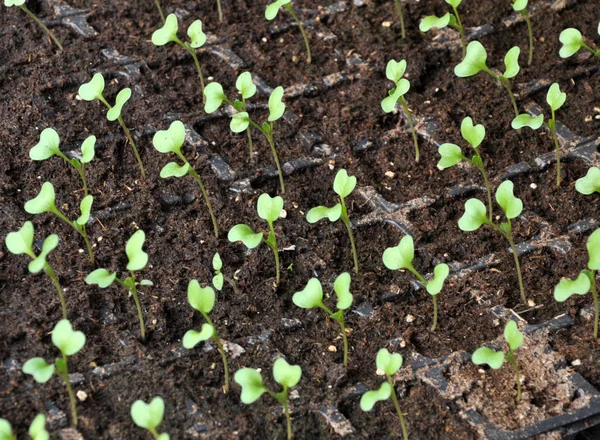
[1, 0, 600, 438]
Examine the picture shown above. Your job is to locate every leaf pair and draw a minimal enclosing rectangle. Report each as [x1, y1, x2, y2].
[381, 59, 411, 113]
[559, 24, 600, 58]
[293, 273, 353, 311]
[79, 73, 132, 122]
[228, 194, 283, 248]
[455, 41, 520, 79]
[576, 167, 600, 195]
[306, 169, 356, 223]
[182, 281, 216, 348]
[360, 348, 403, 411]
[0, 414, 49, 440]
[511, 83, 566, 130]
[5, 221, 58, 274]
[131, 397, 170, 440]
[458, 180, 522, 231]
[25, 182, 93, 227]
[265, 0, 291, 20]
[472, 320, 523, 369]
[152, 13, 206, 48]
[30, 128, 96, 163]
[235, 358, 301, 404]
[437, 116, 485, 169]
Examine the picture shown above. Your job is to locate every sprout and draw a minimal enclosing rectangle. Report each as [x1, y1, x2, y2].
[360, 348, 408, 440]
[131, 397, 170, 440]
[85, 230, 151, 339]
[306, 169, 359, 274]
[228, 194, 283, 284]
[0, 414, 49, 440]
[576, 167, 600, 195]
[265, 0, 311, 63]
[4, 0, 62, 50]
[211, 252, 240, 294]
[393, 0, 406, 39]
[419, 0, 466, 57]
[559, 23, 600, 59]
[510, 0, 534, 65]
[293, 273, 353, 366]
[383, 236, 449, 331]
[234, 358, 302, 440]
[152, 120, 219, 237]
[183, 280, 230, 392]
[382, 59, 420, 162]
[78, 73, 145, 178]
[23, 319, 86, 426]
[472, 320, 524, 401]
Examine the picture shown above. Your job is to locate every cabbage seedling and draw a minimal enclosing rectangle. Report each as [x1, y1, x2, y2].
[183, 280, 230, 392]
[575, 167, 600, 195]
[25, 181, 94, 264]
[85, 230, 152, 339]
[472, 320, 524, 402]
[0, 414, 49, 440]
[559, 23, 600, 59]
[382, 59, 419, 162]
[23, 319, 86, 426]
[78, 73, 145, 179]
[265, 0, 311, 63]
[419, 0, 466, 57]
[554, 228, 600, 338]
[306, 169, 359, 274]
[458, 180, 527, 303]
[4, 0, 62, 50]
[234, 358, 301, 440]
[228, 193, 283, 284]
[5, 221, 68, 319]
[293, 273, 353, 366]
[152, 120, 219, 237]
[212, 252, 240, 294]
[383, 236, 449, 331]
[360, 348, 408, 440]
[511, 0, 534, 65]
[455, 41, 521, 119]
[131, 396, 170, 440]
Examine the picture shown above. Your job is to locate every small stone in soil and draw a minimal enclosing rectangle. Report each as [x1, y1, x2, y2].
[280, 318, 302, 332]
[352, 302, 373, 318]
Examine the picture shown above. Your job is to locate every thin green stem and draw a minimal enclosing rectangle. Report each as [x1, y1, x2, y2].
[51, 208, 94, 264]
[472, 157, 493, 222]
[399, 97, 419, 162]
[129, 271, 146, 340]
[502, 220, 527, 304]
[431, 294, 438, 332]
[386, 375, 409, 440]
[591, 274, 598, 339]
[204, 314, 230, 392]
[217, 0, 223, 22]
[79, 164, 89, 197]
[44, 263, 68, 319]
[581, 42, 600, 59]
[282, 394, 292, 440]
[179, 40, 206, 103]
[550, 113, 561, 188]
[60, 354, 78, 426]
[117, 116, 146, 180]
[20, 5, 63, 50]
[155, 0, 165, 23]
[340, 197, 359, 274]
[284, 3, 311, 64]
[185, 161, 219, 238]
[248, 119, 285, 193]
[149, 428, 161, 440]
[451, 5, 466, 58]
[507, 351, 522, 402]
[267, 223, 281, 285]
[394, 0, 406, 39]
[338, 314, 349, 367]
[80, 225, 94, 265]
[247, 127, 254, 159]
[500, 77, 520, 120]
[523, 10, 534, 66]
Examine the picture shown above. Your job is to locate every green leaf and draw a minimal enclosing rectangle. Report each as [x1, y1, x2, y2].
[213, 273, 224, 291]
[52, 319, 86, 356]
[292, 278, 324, 309]
[511, 114, 544, 130]
[445, 0, 462, 7]
[587, 229, 600, 271]
[157, 434, 170, 440]
[495, 180, 523, 219]
[107, 88, 131, 122]
[334, 272, 353, 310]
[546, 83, 566, 112]
[204, 82, 226, 113]
[213, 253, 223, 271]
[265, 0, 291, 20]
[458, 198, 488, 231]
[78, 73, 105, 101]
[227, 224, 263, 249]
[80, 135, 96, 163]
[554, 271, 592, 302]
[76, 195, 93, 226]
[461, 117, 485, 149]
[454, 41, 488, 77]
[131, 397, 165, 430]
[333, 169, 356, 198]
[382, 235, 414, 271]
[4, 0, 26, 6]
[126, 230, 148, 272]
[0, 419, 11, 440]
[268, 86, 285, 122]
[381, 79, 410, 113]
[512, 0, 528, 11]
[385, 59, 407, 83]
[360, 382, 391, 411]
[29, 414, 49, 440]
[273, 357, 302, 388]
[187, 20, 206, 48]
[575, 167, 600, 195]
[153, 120, 186, 154]
[30, 128, 61, 161]
[234, 368, 266, 404]
[5, 221, 34, 257]
[85, 268, 117, 288]
[236, 72, 257, 100]
[160, 162, 190, 178]
[28, 234, 58, 274]
[183, 324, 214, 349]
[306, 204, 342, 223]
[257, 193, 284, 223]
[503, 320, 523, 350]
[426, 263, 449, 295]
[152, 13, 179, 46]
[472, 347, 505, 369]
[230, 111, 251, 133]
[23, 358, 55, 383]
[24, 182, 56, 215]
[187, 280, 215, 314]
[376, 348, 403, 376]
[419, 13, 451, 32]
[437, 143, 464, 169]
[559, 28, 583, 58]
[502, 46, 521, 79]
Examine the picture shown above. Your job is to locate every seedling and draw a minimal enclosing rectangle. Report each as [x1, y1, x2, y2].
[131, 396, 170, 440]
[0, 414, 49, 440]
[4, 0, 62, 50]
[212, 252, 240, 294]
[559, 23, 600, 59]
[575, 167, 600, 195]
[382, 59, 420, 162]
[419, 0, 466, 57]
[23, 319, 86, 426]
[234, 358, 301, 440]
[472, 320, 524, 402]
[554, 228, 600, 338]
[293, 273, 353, 366]
[152, 120, 219, 237]
[455, 41, 521, 119]
[228, 193, 283, 284]
[306, 169, 359, 274]
[155, 0, 165, 22]
[265, 0, 311, 63]
[512, 83, 566, 187]
[30, 128, 96, 196]
[78, 73, 145, 178]
[24, 181, 94, 264]
[6, 221, 68, 319]
[360, 348, 408, 440]
[85, 230, 152, 339]
[183, 280, 230, 392]
[393, 0, 406, 39]
[511, 0, 534, 65]
[383, 236, 449, 331]
[458, 180, 527, 303]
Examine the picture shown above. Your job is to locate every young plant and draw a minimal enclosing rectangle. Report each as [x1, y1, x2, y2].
[154, 0, 165, 23]
[559, 23, 600, 60]
[23, 319, 86, 426]
[293, 273, 353, 366]
[382, 59, 420, 162]
[306, 169, 359, 274]
[85, 230, 152, 340]
[419, 0, 466, 57]
[183, 280, 230, 392]
[458, 180, 527, 303]
[360, 348, 408, 440]
[383, 236, 449, 331]
[575, 167, 600, 195]
[228, 193, 283, 284]
[554, 228, 600, 338]
[24, 181, 94, 264]
[511, 0, 534, 65]
[152, 120, 219, 237]
[234, 358, 301, 440]
[4, 0, 62, 50]
[455, 41, 521, 119]
[78, 73, 145, 178]
[512, 83, 566, 187]
[393, 0, 406, 39]
[265, 0, 311, 63]
[212, 252, 240, 294]
[0, 414, 49, 440]
[472, 320, 524, 402]
[6, 221, 68, 319]
[131, 396, 170, 440]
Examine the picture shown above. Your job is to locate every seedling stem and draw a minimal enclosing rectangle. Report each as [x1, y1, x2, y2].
[46, 264, 68, 319]
[506, 349, 522, 402]
[589, 272, 599, 339]
[155, 0, 165, 23]
[187, 165, 219, 237]
[265, 220, 281, 285]
[249, 119, 286, 193]
[489, 219, 526, 304]
[339, 195, 359, 274]
[481, 67, 519, 119]
[52, 208, 94, 264]
[115, 272, 146, 340]
[20, 4, 63, 50]
[399, 97, 419, 162]
[393, 0, 406, 39]
[266, 388, 293, 440]
[56, 353, 78, 425]
[217, 0, 223, 22]
[173, 35, 206, 101]
[523, 10, 533, 65]
[450, 4, 466, 57]
[387, 373, 409, 440]
[549, 111, 562, 187]
[283, 3, 311, 64]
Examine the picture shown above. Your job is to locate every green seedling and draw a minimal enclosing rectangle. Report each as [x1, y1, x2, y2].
[459, 180, 527, 303]
[78, 73, 145, 178]
[85, 230, 152, 340]
[0, 414, 49, 440]
[576, 167, 600, 195]
[24, 181, 94, 264]
[554, 228, 600, 338]
[455, 41, 521, 119]
[183, 280, 230, 392]
[512, 83, 566, 187]
[472, 320, 524, 402]
[265, 0, 311, 63]
[306, 169, 359, 274]
[6, 221, 68, 319]
[4, 0, 62, 50]
[152, 120, 219, 237]
[228, 193, 283, 284]
[360, 348, 408, 440]
[131, 396, 170, 440]
[559, 23, 600, 59]
[511, 0, 534, 65]
[382, 59, 420, 162]
[155, 0, 165, 22]
[212, 252, 240, 294]
[293, 273, 353, 366]
[419, 0, 466, 57]
[383, 236, 449, 331]
[234, 358, 301, 440]
[23, 320, 86, 426]
[393, 0, 406, 39]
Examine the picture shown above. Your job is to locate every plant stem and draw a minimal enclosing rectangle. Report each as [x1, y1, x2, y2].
[155, 0, 165, 23]
[549, 114, 561, 188]
[507, 351, 522, 402]
[339, 196, 359, 274]
[591, 273, 598, 339]
[117, 116, 146, 180]
[451, 5, 466, 58]
[501, 78, 519, 120]
[502, 220, 527, 304]
[247, 127, 254, 159]
[523, 10, 534, 65]
[44, 263, 68, 319]
[338, 314, 349, 367]
[182, 41, 206, 103]
[581, 42, 600, 59]
[149, 428, 161, 440]
[394, 0, 406, 39]
[186, 162, 219, 238]
[431, 294, 438, 332]
[79, 164, 89, 197]
[399, 96, 419, 162]
[386, 375, 409, 440]
[129, 271, 146, 340]
[51, 208, 94, 264]
[284, 3, 311, 64]
[205, 314, 230, 392]
[472, 157, 493, 222]
[217, 0, 223, 22]
[266, 223, 281, 285]
[20, 5, 63, 50]
[59, 354, 78, 426]
[265, 132, 286, 194]
[283, 394, 292, 440]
